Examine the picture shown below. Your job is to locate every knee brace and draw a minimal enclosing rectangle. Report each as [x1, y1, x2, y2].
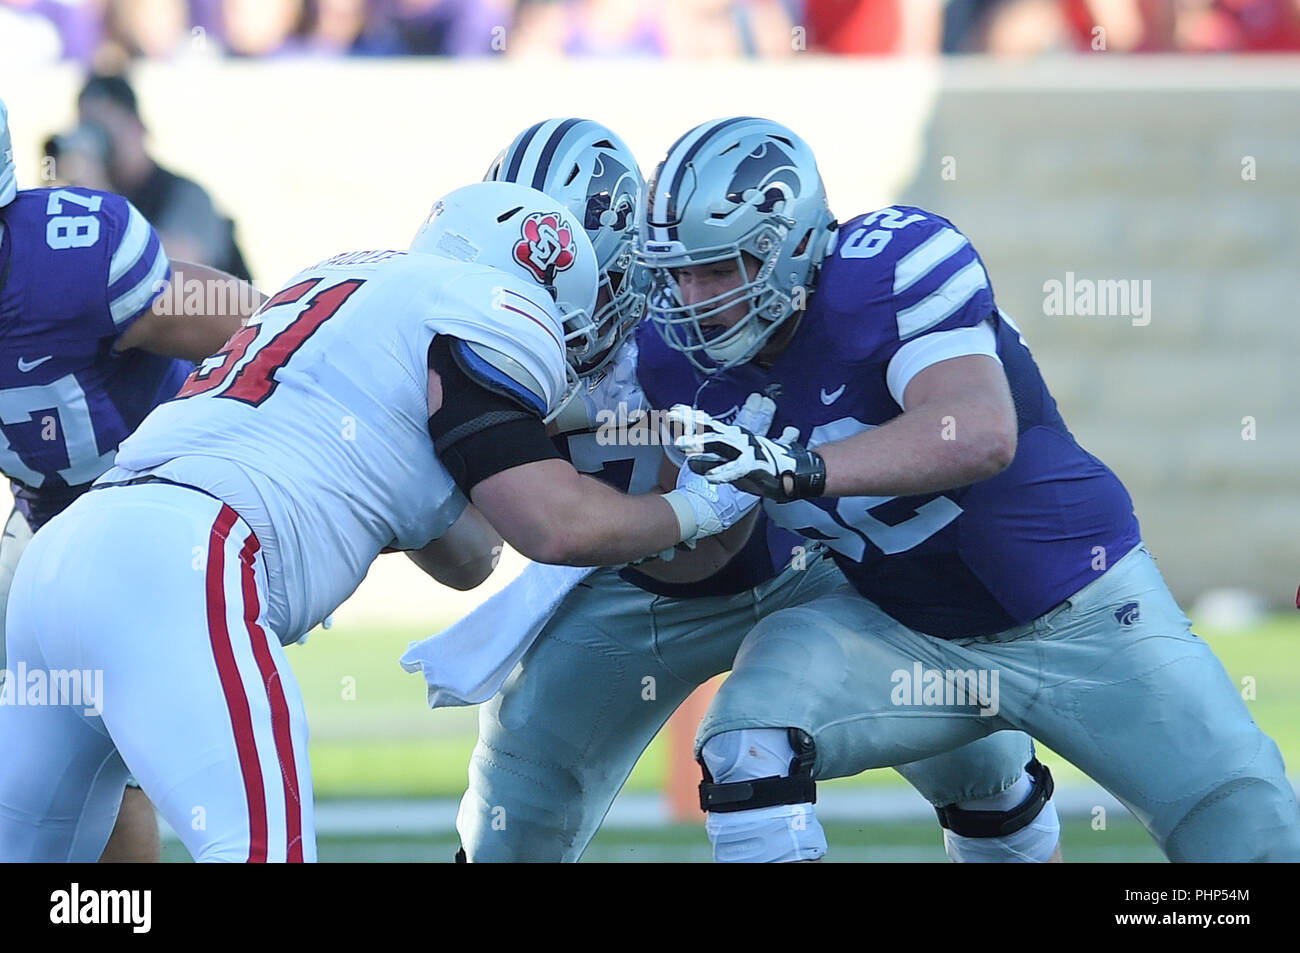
[937, 758, 1061, 863]
[698, 727, 827, 863]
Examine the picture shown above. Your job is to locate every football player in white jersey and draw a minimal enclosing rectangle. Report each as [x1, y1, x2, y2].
[444, 119, 1062, 863]
[0, 97, 263, 863]
[0, 181, 749, 862]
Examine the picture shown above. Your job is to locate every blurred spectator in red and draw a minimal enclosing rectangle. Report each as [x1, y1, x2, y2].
[1168, 0, 1300, 51]
[797, 0, 943, 54]
[1060, 0, 1173, 50]
[0, 0, 105, 64]
[76, 73, 253, 279]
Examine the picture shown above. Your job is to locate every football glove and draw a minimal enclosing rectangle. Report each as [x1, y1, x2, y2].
[659, 404, 762, 545]
[677, 415, 827, 502]
[659, 391, 777, 468]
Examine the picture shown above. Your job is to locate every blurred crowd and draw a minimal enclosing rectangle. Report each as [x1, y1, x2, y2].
[2, 0, 1299, 65]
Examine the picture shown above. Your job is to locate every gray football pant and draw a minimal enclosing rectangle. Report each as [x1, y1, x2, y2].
[699, 544, 1300, 862]
[458, 553, 1036, 862]
[0, 507, 33, 675]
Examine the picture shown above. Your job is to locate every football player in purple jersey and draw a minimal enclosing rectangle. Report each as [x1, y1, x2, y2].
[639, 116, 1300, 862]
[447, 118, 1063, 864]
[0, 97, 262, 861]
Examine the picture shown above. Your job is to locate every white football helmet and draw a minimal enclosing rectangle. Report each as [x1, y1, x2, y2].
[637, 117, 838, 374]
[485, 118, 647, 379]
[410, 181, 600, 373]
[1, 97, 17, 207]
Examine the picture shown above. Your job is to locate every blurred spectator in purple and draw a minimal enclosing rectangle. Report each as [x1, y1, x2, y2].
[509, 0, 666, 56]
[667, 0, 796, 56]
[0, 0, 105, 65]
[386, 0, 514, 55]
[76, 73, 253, 279]
[510, 0, 795, 57]
[298, 0, 409, 56]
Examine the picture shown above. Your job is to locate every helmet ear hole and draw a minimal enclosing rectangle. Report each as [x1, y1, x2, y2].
[794, 229, 812, 257]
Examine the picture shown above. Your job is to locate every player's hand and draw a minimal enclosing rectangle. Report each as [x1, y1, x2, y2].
[670, 466, 759, 544]
[676, 417, 827, 502]
[659, 392, 775, 467]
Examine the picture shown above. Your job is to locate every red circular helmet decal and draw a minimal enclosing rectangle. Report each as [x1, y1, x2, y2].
[513, 212, 577, 284]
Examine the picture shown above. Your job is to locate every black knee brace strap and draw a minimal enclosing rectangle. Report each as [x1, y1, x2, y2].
[934, 758, 1054, 838]
[699, 729, 818, 814]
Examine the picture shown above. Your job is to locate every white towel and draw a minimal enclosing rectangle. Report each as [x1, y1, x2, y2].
[400, 562, 596, 708]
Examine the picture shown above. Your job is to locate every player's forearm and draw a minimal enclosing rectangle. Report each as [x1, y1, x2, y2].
[524, 477, 684, 566]
[631, 507, 758, 583]
[816, 400, 1016, 498]
[473, 462, 687, 567]
[406, 504, 503, 590]
[118, 261, 264, 362]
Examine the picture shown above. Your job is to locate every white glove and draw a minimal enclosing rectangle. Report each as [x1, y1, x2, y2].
[659, 391, 777, 467]
[659, 403, 762, 545]
[677, 413, 827, 502]
[664, 467, 759, 545]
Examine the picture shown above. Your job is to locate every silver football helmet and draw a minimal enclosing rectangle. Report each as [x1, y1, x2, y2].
[486, 118, 647, 378]
[1, 97, 17, 207]
[637, 117, 838, 374]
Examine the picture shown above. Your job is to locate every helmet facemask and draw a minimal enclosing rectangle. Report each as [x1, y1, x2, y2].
[641, 220, 800, 374]
[639, 118, 837, 376]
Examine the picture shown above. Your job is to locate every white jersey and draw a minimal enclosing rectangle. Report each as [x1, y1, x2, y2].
[104, 250, 569, 642]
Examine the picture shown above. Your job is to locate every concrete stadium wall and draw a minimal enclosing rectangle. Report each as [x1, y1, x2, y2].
[2, 56, 1295, 619]
[898, 58, 1300, 607]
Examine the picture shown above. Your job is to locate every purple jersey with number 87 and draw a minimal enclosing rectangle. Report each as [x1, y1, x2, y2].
[0, 187, 186, 529]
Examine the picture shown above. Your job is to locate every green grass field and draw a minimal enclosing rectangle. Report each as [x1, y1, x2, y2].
[202, 610, 1297, 862]
[162, 815, 1168, 863]
[288, 612, 1300, 801]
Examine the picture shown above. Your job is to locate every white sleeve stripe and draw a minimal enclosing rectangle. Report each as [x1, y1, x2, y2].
[893, 228, 968, 295]
[895, 259, 988, 340]
[108, 205, 152, 285]
[109, 247, 169, 326]
[886, 320, 1001, 408]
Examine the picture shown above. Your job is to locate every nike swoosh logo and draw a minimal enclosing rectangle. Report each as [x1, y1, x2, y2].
[820, 384, 846, 405]
[17, 355, 53, 372]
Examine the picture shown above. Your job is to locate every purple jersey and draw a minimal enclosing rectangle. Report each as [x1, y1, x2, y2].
[0, 187, 186, 528]
[552, 418, 803, 599]
[638, 206, 1141, 639]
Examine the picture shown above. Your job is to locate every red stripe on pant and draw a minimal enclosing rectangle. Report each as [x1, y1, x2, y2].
[205, 505, 269, 862]
[238, 531, 304, 863]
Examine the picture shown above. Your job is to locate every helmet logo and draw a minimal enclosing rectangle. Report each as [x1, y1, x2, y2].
[513, 211, 577, 284]
[725, 142, 800, 214]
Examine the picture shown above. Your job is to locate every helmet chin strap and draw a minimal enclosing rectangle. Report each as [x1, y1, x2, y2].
[702, 319, 764, 366]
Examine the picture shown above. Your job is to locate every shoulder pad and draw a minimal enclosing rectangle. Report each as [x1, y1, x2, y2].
[450, 339, 549, 418]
